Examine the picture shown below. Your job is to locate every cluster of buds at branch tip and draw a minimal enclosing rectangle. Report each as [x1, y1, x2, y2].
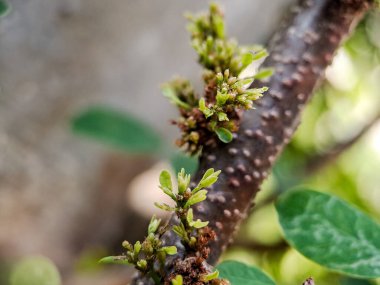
[100, 168, 226, 285]
[162, 3, 272, 155]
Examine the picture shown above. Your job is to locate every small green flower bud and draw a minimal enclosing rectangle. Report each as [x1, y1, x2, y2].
[122, 240, 133, 250]
[136, 259, 147, 271]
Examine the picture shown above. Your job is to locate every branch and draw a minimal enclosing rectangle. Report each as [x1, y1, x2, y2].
[132, 0, 372, 283]
[305, 112, 380, 174]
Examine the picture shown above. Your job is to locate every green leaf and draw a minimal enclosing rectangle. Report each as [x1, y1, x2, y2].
[190, 219, 209, 229]
[172, 223, 188, 241]
[201, 270, 219, 282]
[211, 11, 224, 39]
[251, 49, 268, 61]
[186, 204, 209, 228]
[254, 68, 274, 80]
[71, 106, 162, 154]
[160, 246, 177, 255]
[177, 168, 191, 195]
[186, 208, 194, 224]
[0, 0, 10, 17]
[171, 275, 183, 285]
[202, 168, 215, 180]
[217, 261, 275, 285]
[199, 98, 213, 118]
[196, 169, 221, 191]
[276, 189, 380, 279]
[170, 151, 199, 175]
[217, 112, 228, 121]
[240, 53, 254, 70]
[159, 170, 172, 191]
[10, 256, 61, 285]
[136, 259, 147, 270]
[99, 256, 130, 265]
[216, 91, 229, 106]
[148, 216, 161, 234]
[215, 127, 233, 143]
[160, 185, 176, 200]
[133, 241, 142, 255]
[184, 189, 207, 207]
[161, 85, 191, 110]
[154, 202, 176, 212]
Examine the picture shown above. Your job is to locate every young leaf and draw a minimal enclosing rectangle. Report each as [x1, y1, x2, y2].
[160, 186, 176, 200]
[201, 168, 215, 180]
[162, 85, 191, 110]
[276, 189, 380, 279]
[99, 256, 129, 265]
[160, 246, 177, 255]
[172, 275, 183, 285]
[215, 127, 233, 143]
[251, 49, 268, 61]
[177, 168, 191, 195]
[186, 208, 208, 228]
[133, 241, 142, 255]
[240, 53, 254, 70]
[159, 170, 173, 191]
[136, 259, 147, 270]
[148, 216, 161, 235]
[201, 270, 219, 282]
[186, 208, 194, 224]
[217, 112, 229, 121]
[216, 91, 229, 106]
[253, 68, 274, 80]
[217, 260, 275, 285]
[190, 219, 209, 229]
[184, 190, 208, 207]
[154, 202, 176, 212]
[173, 223, 188, 242]
[199, 98, 213, 118]
[71, 106, 162, 153]
[198, 170, 221, 189]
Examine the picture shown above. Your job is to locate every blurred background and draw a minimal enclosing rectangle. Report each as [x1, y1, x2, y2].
[0, 1, 379, 285]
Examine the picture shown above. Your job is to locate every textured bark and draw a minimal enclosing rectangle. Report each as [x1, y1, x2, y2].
[132, 0, 372, 283]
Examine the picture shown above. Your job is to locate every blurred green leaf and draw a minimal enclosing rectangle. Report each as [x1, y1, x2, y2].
[340, 277, 373, 285]
[170, 152, 198, 175]
[162, 85, 191, 110]
[276, 189, 380, 278]
[10, 256, 61, 285]
[251, 49, 268, 61]
[160, 246, 177, 255]
[215, 127, 233, 143]
[202, 270, 219, 282]
[184, 189, 207, 207]
[99, 256, 129, 265]
[159, 170, 172, 191]
[254, 68, 274, 80]
[217, 260, 275, 285]
[0, 0, 10, 17]
[241, 53, 254, 70]
[171, 275, 183, 285]
[71, 106, 162, 154]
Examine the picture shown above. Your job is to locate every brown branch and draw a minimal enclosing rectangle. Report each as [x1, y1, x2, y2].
[232, 239, 288, 252]
[305, 112, 380, 174]
[132, 0, 372, 283]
